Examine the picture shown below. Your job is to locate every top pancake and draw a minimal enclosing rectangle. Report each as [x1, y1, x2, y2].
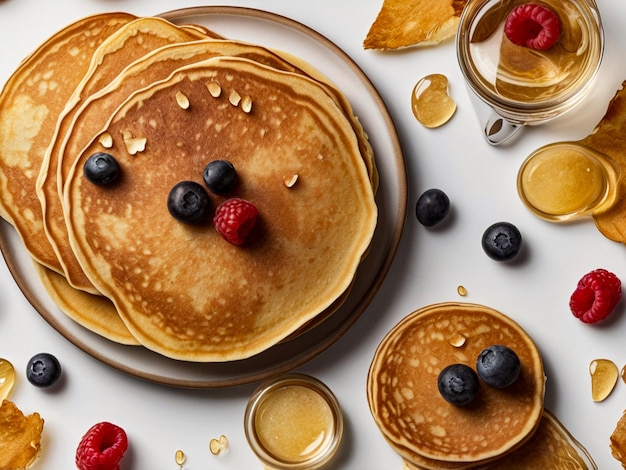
[367, 302, 545, 467]
[64, 57, 377, 361]
[0, 12, 136, 272]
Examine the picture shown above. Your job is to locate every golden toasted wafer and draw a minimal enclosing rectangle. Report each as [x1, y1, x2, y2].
[363, 0, 467, 50]
[0, 400, 44, 470]
[586, 81, 626, 242]
[611, 409, 626, 468]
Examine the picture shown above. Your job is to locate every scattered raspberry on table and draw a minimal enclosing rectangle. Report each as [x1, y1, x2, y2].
[75, 421, 128, 470]
[570, 268, 622, 324]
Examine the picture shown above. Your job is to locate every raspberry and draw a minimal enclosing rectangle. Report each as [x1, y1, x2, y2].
[504, 3, 561, 50]
[75, 422, 128, 470]
[213, 198, 259, 245]
[569, 269, 622, 324]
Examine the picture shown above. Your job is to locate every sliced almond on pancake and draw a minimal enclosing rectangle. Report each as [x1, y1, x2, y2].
[363, 0, 468, 50]
[368, 302, 545, 467]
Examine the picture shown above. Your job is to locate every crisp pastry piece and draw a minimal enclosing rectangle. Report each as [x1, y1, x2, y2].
[367, 302, 545, 468]
[0, 400, 44, 470]
[0, 12, 136, 273]
[64, 57, 377, 361]
[363, 0, 467, 50]
[36, 17, 207, 294]
[611, 409, 626, 468]
[585, 81, 626, 243]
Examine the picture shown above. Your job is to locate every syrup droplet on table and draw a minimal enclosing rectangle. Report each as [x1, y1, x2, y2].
[209, 434, 229, 455]
[590, 359, 618, 402]
[174, 449, 186, 468]
[411, 74, 456, 128]
[0, 358, 15, 401]
[457, 285, 467, 297]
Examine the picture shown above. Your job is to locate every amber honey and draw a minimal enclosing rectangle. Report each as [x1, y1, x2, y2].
[411, 74, 456, 128]
[517, 142, 619, 221]
[590, 359, 618, 402]
[244, 374, 343, 469]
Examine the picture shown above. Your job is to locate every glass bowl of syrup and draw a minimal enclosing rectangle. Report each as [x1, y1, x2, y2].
[457, 0, 604, 141]
[244, 373, 343, 469]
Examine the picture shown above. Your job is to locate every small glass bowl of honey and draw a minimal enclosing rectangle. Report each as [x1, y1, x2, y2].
[517, 142, 620, 221]
[244, 373, 343, 470]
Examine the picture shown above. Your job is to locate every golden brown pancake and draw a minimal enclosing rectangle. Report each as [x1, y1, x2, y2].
[403, 410, 596, 469]
[63, 57, 377, 361]
[37, 17, 208, 293]
[367, 302, 545, 468]
[32, 262, 138, 345]
[363, 0, 467, 50]
[0, 12, 136, 273]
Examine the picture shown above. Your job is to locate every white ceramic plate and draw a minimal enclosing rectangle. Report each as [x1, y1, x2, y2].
[0, 6, 406, 388]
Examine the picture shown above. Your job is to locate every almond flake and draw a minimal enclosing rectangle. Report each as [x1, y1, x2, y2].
[122, 130, 147, 155]
[283, 174, 299, 188]
[175, 91, 190, 110]
[229, 89, 241, 107]
[98, 132, 113, 148]
[207, 82, 222, 98]
[241, 95, 253, 114]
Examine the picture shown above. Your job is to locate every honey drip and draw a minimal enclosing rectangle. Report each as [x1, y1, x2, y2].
[411, 74, 456, 128]
[457, 285, 467, 297]
[174, 449, 186, 468]
[518, 142, 619, 221]
[0, 359, 15, 401]
[209, 435, 229, 455]
[590, 359, 618, 402]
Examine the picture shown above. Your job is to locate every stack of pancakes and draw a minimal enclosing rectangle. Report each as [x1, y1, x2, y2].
[368, 303, 595, 468]
[0, 13, 378, 361]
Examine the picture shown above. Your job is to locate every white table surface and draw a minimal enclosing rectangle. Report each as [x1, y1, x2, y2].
[2, 0, 626, 468]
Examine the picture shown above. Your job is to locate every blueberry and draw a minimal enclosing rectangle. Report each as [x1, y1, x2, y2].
[84, 152, 120, 185]
[437, 363, 479, 406]
[476, 345, 521, 388]
[203, 160, 238, 194]
[481, 221, 522, 261]
[26, 353, 61, 388]
[416, 188, 450, 227]
[167, 181, 211, 224]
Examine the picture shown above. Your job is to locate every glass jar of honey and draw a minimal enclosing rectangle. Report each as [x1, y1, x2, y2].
[244, 373, 343, 469]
